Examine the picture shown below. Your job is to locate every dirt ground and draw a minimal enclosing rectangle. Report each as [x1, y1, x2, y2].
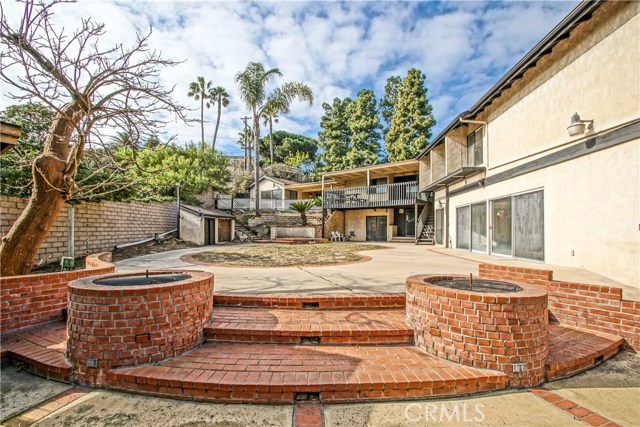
[187, 243, 386, 267]
[111, 236, 199, 262]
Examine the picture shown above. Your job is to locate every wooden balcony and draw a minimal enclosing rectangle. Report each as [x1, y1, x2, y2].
[323, 181, 418, 209]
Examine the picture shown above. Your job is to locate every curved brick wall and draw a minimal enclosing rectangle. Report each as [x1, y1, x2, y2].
[67, 271, 214, 386]
[0, 252, 114, 333]
[406, 275, 548, 388]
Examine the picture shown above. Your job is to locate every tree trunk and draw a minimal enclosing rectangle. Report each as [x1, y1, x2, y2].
[213, 99, 221, 150]
[300, 211, 307, 226]
[0, 103, 84, 276]
[269, 117, 274, 164]
[253, 116, 261, 215]
[200, 96, 205, 148]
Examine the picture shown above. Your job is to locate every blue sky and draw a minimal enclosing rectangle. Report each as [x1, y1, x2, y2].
[1, 0, 578, 156]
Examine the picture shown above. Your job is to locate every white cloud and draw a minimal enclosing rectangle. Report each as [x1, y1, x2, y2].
[1, 0, 578, 154]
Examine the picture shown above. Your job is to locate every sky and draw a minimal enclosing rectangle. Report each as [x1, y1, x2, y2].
[1, 0, 578, 157]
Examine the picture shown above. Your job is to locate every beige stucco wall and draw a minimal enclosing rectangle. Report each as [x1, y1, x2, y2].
[180, 209, 204, 245]
[344, 208, 392, 241]
[484, 1, 639, 173]
[445, 138, 639, 287]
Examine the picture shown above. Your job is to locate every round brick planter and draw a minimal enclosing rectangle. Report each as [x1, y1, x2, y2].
[67, 271, 214, 387]
[406, 275, 548, 388]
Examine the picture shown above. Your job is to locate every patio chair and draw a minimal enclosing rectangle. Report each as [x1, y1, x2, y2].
[330, 231, 346, 242]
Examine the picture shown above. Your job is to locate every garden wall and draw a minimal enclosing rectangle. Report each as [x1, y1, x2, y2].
[0, 196, 177, 265]
[0, 253, 114, 333]
[479, 264, 640, 350]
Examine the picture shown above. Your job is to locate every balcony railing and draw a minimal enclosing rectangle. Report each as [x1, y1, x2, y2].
[323, 181, 418, 209]
[216, 197, 322, 212]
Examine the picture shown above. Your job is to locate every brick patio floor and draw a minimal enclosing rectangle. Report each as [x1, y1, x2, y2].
[1, 305, 623, 406]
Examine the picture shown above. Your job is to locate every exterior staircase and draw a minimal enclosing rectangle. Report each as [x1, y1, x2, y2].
[416, 209, 435, 245]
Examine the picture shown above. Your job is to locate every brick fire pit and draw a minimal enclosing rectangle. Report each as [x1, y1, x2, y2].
[67, 271, 214, 386]
[406, 274, 548, 388]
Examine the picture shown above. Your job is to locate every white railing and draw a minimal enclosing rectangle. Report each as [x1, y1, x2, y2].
[215, 197, 321, 212]
[323, 181, 418, 209]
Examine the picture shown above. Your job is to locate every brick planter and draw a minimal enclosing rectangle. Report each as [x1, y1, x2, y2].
[406, 275, 548, 388]
[67, 271, 214, 386]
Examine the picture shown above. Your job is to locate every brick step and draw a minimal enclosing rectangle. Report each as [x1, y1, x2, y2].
[204, 307, 413, 345]
[547, 323, 623, 381]
[213, 292, 406, 310]
[0, 321, 71, 382]
[106, 342, 508, 404]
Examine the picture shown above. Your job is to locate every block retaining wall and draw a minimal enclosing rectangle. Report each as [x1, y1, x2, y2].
[1, 196, 177, 265]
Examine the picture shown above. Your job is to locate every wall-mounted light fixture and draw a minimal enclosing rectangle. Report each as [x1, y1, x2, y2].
[567, 112, 594, 137]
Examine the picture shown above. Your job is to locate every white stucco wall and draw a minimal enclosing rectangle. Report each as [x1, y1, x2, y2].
[180, 209, 204, 245]
[446, 139, 639, 287]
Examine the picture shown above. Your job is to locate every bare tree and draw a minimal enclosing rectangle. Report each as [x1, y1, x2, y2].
[0, 0, 187, 275]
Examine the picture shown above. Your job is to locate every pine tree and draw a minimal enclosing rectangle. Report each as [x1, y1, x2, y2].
[379, 75, 403, 137]
[317, 97, 352, 172]
[345, 89, 382, 168]
[385, 69, 435, 161]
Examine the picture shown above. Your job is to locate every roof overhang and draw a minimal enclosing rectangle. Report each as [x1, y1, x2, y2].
[1, 121, 21, 154]
[284, 181, 324, 192]
[422, 167, 485, 192]
[322, 159, 419, 182]
[181, 205, 235, 219]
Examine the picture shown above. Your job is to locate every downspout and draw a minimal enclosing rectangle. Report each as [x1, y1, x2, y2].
[445, 185, 449, 248]
[459, 117, 489, 168]
[321, 176, 325, 238]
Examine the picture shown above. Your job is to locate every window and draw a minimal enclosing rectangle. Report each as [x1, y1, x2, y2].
[471, 202, 487, 252]
[435, 209, 444, 245]
[456, 202, 486, 252]
[260, 189, 283, 200]
[456, 206, 470, 250]
[467, 126, 484, 166]
[490, 190, 544, 261]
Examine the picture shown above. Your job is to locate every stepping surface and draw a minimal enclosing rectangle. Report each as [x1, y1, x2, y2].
[547, 323, 623, 381]
[0, 321, 70, 382]
[213, 292, 406, 309]
[205, 307, 413, 344]
[106, 342, 508, 404]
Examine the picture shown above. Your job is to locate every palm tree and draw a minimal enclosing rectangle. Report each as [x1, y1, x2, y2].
[235, 62, 313, 214]
[261, 104, 279, 164]
[290, 199, 321, 226]
[208, 86, 230, 150]
[187, 76, 213, 147]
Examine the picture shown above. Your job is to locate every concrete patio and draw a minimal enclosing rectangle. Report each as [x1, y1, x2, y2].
[114, 242, 638, 300]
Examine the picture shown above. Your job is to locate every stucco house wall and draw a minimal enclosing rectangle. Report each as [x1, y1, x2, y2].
[426, 1, 640, 287]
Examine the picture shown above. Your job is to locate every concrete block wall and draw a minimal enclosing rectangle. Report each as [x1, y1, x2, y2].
[0, 196, 177, 265]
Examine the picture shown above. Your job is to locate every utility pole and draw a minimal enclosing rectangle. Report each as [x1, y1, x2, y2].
[241, 116, 251, 172]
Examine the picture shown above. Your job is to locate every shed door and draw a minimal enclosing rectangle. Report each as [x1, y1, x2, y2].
[366, 216, 387, 241]
[204, 218, 216, 245]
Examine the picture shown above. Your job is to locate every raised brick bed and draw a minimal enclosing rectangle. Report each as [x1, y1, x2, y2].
[406, 274, 549, 388]
[66, 271, 214, 386]
[479, 264, 640, 350]
[0, 252, 114, 333]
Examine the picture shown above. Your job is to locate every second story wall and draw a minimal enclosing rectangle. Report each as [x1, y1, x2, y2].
[482, 1, 639, 174]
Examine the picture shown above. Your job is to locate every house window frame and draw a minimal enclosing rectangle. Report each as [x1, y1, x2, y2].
[467, 126, 484, 166]
[488, 188, 545, 262]
[455, 200, 487, 253]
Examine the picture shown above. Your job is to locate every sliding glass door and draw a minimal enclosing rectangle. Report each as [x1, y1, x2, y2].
[490, 190, 544, 261]
[471, 203, 487, 252]
[491, 197, 512, 256]
[456, 206, 470, 250]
